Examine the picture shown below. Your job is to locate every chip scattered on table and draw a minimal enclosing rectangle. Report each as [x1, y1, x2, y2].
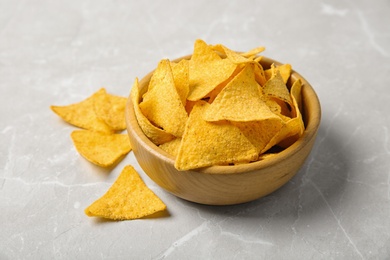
[85, 165, 167, 220]
[50, 89, 114, 133]
[93, 88, 127, 131]
[71, 130, 131, 167]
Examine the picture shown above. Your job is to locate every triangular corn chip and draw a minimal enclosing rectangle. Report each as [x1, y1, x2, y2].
[191, 39, 221, 62]
[188, 59, 237, 101]
[188, 40, 237, 101]
[290, 79, 303, 117]
[71, 130, 131, 167]
[232, 119, 284, 154]
[85, 165, 167, 220]
[171, 59, 190, 106]
[204, 64, 281, 122]
[131, 78, 175, 145]
[175, 101, 259, 170]
[93, 88, 127, 131]
[265, 63, 292, 84]
[263, 71, 293, 108]
[159, 138, 182, 157]
[139, 59, 188, 137]
[51, 90, 113, 133]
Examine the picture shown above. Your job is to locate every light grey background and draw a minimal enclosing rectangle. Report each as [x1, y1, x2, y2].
[1, 0, 389, 259]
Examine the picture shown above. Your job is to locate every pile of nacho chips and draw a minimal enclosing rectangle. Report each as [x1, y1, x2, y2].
[51, 88, 131, 167]
[51, 88, 167, 220]
[132, 39, 305, 171]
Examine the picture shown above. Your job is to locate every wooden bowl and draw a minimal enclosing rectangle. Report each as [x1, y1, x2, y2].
[125, 56, 321, 205]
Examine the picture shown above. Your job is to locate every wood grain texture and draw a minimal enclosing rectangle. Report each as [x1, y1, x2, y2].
[125, 56, 321, 205]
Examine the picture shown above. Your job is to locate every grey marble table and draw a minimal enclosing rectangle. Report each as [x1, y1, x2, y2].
[1, 0, 389, 259]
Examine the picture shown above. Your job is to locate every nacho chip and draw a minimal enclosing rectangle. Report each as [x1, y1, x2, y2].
[232, 119, 284, 155]
[265, 63, 292, 84]
[188, 59, 237, 101]
[261, 79, 305, 151]
[212, 44, 265, 64]
[51, 90, 113, 133]
[262, 115, 303, 152]
[171, 59, 190, 106]
[93, 88, 127, 131]
[140, 59, 188, 137]
[188, 40, 237, 101]
[263, 71, 293, 108]
[290, 79, 303, 117]
[85, 165, 167, 220]
[175, 101, 259, 171]
[191, 39, 221, 62]
[204, 64, 280, 122]
[159, 138, 182, 157]
[71, 130, 131, 167]
[131, 78, 175, 145]
[254, 62, 267, 87]
[241, 46, 266, 58]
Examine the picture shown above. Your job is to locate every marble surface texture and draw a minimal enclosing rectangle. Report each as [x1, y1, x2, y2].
[1, 0, 390, 259]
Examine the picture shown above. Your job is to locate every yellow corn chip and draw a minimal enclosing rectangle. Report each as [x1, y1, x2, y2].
[188, 59, 237, 101]
[175, 101, 259, 171]
[71, 130, 131, 167]
[51, 90, 113, 133]
[171, 59, 190, 106]
[263, 96, 292, 118]
[85, 165, 167, 220]
[232, 119, 284, 155]
[290, 79, 303, 117]
[262, 116, 303, 152]
[265, 63, 292, 84]
[204, 64, 280, 122]
[93, 88, 127, 131]
[241, 46, 266, 58]
[212, 44, 265, 64]
[261, 79, 305, 151]
[139, 59, 188, 137]
[254, 62, 267, 87]
[159, 138, 182, 157]
[207, 64, 244, 103]
[191, 39, 221, 62]
[131, 78, 175, 145]
[188, 41, 237, 101]
[263, 71, 293, 108]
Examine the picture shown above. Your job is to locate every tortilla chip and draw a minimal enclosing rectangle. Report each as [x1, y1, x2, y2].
[232, 119, 284, 155]
[171, 59, 190, 106]
[204, 64, 280, 122]
[265, 63, 292, 84]
[191, 39, 221, 62]
[93, 88, 127, 131]
[254, 62, 267, 86]
[51, 90, 113, 133]
[71, 130, 131, 167]
[263, 71, 293, 108]
[131, 78, 175, 145]
[85, 165, 167, 220]
[175, 101, 259, 170]
[139, 59, 188, 137]
[290, 79, 303, 117]
[159, 138, 182, 157]
[188, 59, 237, 101]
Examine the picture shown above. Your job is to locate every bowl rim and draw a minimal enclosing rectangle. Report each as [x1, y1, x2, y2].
[125, 55, 321, 175]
